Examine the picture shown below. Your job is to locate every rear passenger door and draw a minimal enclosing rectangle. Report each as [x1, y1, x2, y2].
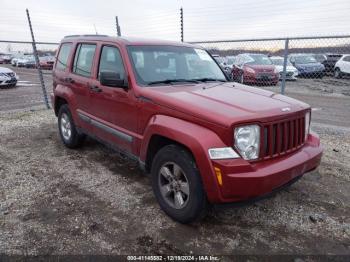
[69, 43, 97, 128]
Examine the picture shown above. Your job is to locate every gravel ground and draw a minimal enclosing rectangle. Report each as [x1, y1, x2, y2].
[0, 109, 349, 255]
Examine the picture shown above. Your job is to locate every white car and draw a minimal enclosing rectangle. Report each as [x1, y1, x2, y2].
[334, 54, 350, 78]
[0, 67, 18, 87]
[270, 56, 298, 80]
[16, 55, 34, 67]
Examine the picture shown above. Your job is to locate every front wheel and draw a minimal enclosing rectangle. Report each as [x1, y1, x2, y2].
[151, 145, 208, 223]
[334, 68, 342, 79]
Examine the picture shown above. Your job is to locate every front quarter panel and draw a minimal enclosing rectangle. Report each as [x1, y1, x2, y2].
[140, 115, 229, 202]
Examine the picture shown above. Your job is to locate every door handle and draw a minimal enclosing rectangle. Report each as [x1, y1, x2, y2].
[64, 77, 75, 84]
[89, 85, 102, 93]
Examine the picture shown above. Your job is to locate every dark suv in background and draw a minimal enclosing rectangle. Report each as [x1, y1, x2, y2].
[321, 54, 343, 74]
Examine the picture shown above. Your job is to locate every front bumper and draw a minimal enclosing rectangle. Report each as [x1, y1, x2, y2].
[298, 70, 324, 77]
[0, 78, 17, 86]
[244, 73, 279, 84]
[279, 71, 298, 80]
[209, 133, 322, 203]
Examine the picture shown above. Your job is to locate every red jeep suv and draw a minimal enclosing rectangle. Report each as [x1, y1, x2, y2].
[52, 35, 322, 223]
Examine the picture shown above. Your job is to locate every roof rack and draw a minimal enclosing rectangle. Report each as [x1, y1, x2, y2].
[64, 34, 109, 38]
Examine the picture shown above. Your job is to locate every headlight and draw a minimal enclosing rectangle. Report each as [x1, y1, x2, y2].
[274, 67, 279, 74]
[234, 125, 260, 160]
[305, 111, 310, 140]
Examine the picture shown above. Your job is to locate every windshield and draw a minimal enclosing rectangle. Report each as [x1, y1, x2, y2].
[294, 56, 317, 64]
[245, 54, 272, 65]
[227, 57, 236, 65]
[271, 58, 292, 66]
[127, 45, 227, 86]
[23, 55, 34, 60]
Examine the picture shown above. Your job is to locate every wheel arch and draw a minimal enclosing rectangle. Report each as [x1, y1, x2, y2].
[145, 134, 194, 173]
[140, 115, 227, 202]
[54, 96, 68, 116]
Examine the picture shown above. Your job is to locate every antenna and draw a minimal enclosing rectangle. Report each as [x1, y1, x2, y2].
[93, 24, 98, 35]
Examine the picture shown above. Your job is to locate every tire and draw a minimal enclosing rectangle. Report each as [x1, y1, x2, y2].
[334, 68, 342, 79]
[151, 144, 208, 223]
[239, 73, 244, 84]
[231, 73, 237, 82]
[58, 104, 85, 148]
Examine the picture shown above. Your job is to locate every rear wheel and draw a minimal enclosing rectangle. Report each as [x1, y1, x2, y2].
[238, 73, 244, 84]
[58, 104, 85, 148]
[151, 145, 207, 223]
[334, 68, 342, 79]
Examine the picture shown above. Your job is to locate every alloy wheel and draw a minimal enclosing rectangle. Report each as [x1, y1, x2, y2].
[60, 113, 72, 141]
[158, 162, 190, 209]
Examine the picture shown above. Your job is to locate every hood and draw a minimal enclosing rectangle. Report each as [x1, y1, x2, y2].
[245, 64, 276, 73]
[0, 67, 14, 73]
[275, 65, 298, 72]
[142, 82, 309, 127]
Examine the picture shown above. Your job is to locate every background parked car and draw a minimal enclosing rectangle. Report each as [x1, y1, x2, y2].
[322, 53, 343, 74]
[39, 56, 55, 70]
[334, 54, 350, 78]
[231, 53, 279, 85]
[270, 56, 298, 80]
[289, 54, 325, 78]
[15, 55, 35, 67]
[0, 54, 12, 64]
[0, 66, 18, 87]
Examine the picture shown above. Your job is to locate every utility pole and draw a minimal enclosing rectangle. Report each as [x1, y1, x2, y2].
[115, 16, 121, 36]
[180, 7, 184, 42]
[26, 8, 50, 109]
[281, 38, 289, 95]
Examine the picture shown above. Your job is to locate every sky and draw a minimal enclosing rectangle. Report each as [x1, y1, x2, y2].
[0, 0, 349, 44]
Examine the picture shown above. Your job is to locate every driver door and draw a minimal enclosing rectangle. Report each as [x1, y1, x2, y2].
[88, 44, 138, 153]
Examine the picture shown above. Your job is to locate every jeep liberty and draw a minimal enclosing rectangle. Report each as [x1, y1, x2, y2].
[52, 35, 323, 223]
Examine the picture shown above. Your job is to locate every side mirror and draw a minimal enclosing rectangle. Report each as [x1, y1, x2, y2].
[100, 71, 127, 88]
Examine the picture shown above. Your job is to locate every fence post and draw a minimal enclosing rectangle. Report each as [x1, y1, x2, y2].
[180, 7, 184, 42]
[115, 16, 121, 37]
[26, 9, 50, 109]
[281, 38, 289, 95]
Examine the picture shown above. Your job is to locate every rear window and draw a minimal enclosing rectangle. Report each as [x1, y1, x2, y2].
[56, 43, 72, 71]
[73, 44, 96, 77]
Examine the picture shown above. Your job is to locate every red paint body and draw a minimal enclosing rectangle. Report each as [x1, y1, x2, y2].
[52, 36, 322, 203]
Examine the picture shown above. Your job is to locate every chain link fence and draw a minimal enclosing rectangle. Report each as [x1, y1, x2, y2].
[0, 40, 58, 111]
[190, 36, 350, 95]
[1, 35, 350, 111]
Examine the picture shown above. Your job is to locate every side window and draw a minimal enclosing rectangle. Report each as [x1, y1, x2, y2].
[73, 44, 96, 77]
[98, 46, 126, 81]
[56, 43, 72, 71]
[344, 56, 350, 62]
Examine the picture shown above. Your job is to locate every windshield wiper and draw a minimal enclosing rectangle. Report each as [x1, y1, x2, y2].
[147, 79, 200, 86]
[194, 78, 226, 82]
